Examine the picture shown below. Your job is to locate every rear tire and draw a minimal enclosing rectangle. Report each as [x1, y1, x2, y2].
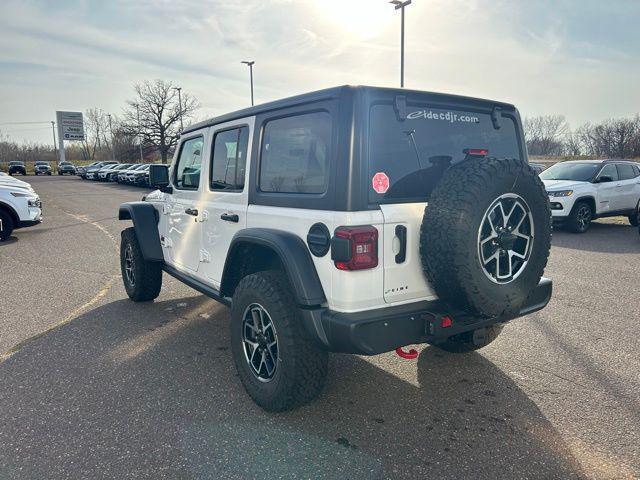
[567, 201, 592, 233]
[434, 324, 504, 353]
[231, 270, 328, 412]
[120, 227, 162, 302]
[628, 206, 639, 227]
[0, 210, 14, 241]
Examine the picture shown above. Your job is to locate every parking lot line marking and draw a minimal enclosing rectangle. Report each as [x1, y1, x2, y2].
[1, 205, 120, 363]
[0, 275, 117, 363]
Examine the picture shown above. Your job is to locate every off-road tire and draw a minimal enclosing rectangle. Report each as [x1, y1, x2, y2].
[120, 227, 162, 302]
[420, 158, 551, 318]
[567, 201, 592, 233]
[628, 205, 639, 227]
[231, 270, 328, 412]
[0, 209, 14, 241]
[434, 324, 504, 353]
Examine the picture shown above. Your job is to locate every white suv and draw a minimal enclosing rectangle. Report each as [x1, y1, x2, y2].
[540, 160, 640, 232]
[117, 86, 553, 411]
[0, 182, 42, 240]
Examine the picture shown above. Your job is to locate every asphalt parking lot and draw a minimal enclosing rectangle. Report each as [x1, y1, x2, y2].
[0, 176, 638, 479]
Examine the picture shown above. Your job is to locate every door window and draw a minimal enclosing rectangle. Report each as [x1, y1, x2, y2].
[174, 136, 204, 190]
[616, 163, 637, 180]
[259, 111, 331, 194]
[597, 164, 618, 182]
[210, 126, 249, 190]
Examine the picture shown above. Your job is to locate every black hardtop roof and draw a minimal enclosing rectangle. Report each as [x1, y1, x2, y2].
[182, 85, 517, 135]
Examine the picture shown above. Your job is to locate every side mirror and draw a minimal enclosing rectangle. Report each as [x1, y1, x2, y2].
[149, 164, 172, 192]
[597, 175, 613, 183]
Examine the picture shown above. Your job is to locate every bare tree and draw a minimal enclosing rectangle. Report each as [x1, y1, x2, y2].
[524, 115, 570, 156]
[81, 108, 110, 161]
[122, 80, 199, 163]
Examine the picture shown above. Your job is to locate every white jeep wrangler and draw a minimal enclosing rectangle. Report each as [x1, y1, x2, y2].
[119, 86, 553, 411]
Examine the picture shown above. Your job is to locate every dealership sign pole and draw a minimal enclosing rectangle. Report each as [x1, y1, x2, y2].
[55, 111, 85, 164]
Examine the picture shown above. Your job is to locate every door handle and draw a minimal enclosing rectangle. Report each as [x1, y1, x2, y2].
[221, 213, 239, 223]
[395, 225, 407, 264]
[185, 208, 198, 216]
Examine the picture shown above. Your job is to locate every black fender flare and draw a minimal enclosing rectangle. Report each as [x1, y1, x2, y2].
[118, 202, 163, 261]
[221, 228, 326, 307]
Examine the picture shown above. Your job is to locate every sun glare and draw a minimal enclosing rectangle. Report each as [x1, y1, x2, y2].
[313, 0, 392, 40]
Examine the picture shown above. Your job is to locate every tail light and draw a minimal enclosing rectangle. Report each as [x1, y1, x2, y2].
[331, 226, 378, 270]
[464, 148, 488, 157]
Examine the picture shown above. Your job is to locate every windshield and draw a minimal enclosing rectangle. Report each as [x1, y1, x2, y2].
[540, 162, 599, 182]
[368, 103, 521, 203]
[9, 162, 23, 166]
[35, 162, 48, 166]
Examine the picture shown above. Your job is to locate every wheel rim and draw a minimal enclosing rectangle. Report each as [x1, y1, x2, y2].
[478, 193, 534, 284]
[241, 303, 278, 382]
[576, 205, 591, 230]
[124, 244, 135, 286]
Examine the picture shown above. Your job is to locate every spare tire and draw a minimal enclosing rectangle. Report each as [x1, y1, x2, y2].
[420, 157, 551, 318]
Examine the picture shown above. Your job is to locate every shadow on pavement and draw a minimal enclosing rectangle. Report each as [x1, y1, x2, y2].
[0, 296, 585, 479]
[0, 236, 18, 246]
[552, 221, 639, 254]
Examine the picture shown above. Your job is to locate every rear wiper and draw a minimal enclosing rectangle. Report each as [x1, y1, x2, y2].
[404, 129, 423, 169]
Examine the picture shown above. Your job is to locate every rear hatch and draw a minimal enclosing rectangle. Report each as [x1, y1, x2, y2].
[366, 94, 525, 304]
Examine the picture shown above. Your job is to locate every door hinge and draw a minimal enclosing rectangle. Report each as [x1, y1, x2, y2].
[162, 204, 171, 215]
[199, 249, 211, 263]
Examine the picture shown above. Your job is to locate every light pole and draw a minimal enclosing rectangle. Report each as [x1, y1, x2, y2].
[135, 103, 144, 163]
[241, 60, 255, 106]
[390, 0, 412, 88]
[173, 87, 184, 132]
[51, 121, 58, 163]
[107, 114, 116, 161]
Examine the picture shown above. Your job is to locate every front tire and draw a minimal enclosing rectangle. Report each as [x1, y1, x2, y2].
[628, 205, 639, 227]
[120, 227, 162, 302]
[567, 201, 592, 233]
[434, 324, 504, 353]
[231, 271, 328, 412]
[0, 210, 14, 241]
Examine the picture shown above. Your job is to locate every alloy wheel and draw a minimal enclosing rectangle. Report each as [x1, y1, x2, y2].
[124, 244, 135, 286]
[478, 193, 535, 284]
[241, 303, 279, 382]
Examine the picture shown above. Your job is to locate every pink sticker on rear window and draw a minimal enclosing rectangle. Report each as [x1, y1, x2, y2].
[372, 172, 389, 194]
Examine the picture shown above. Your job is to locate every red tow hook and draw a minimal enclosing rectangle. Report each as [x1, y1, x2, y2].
[395, 346, 418, 359]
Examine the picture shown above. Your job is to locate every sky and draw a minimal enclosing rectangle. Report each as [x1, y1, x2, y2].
[0, 0, 639, 145]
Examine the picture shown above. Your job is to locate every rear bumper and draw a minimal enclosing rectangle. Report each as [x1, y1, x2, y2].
[301, 278, 552, 355]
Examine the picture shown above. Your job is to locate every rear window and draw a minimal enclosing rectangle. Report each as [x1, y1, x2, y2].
[259, 111, 331, 194]
[368, 104, 521, 203]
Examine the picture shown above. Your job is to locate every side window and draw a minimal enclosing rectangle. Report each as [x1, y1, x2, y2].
[616, 163, 636, 181]
[210, 126, 249, 190]
[259, 111, 331, 194]
[598, 164, 618, 181]
[174, 137, 204, 190]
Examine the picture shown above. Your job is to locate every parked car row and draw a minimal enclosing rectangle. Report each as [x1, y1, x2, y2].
[79, 161, 154, 187]
[4, 161, 77, 176]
